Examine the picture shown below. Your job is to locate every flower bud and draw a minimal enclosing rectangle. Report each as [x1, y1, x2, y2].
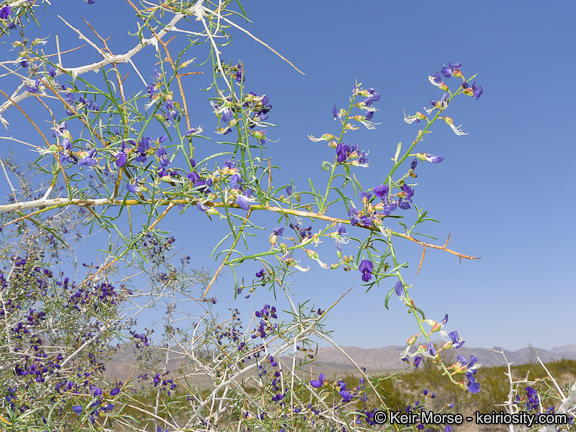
[206, 207, 220, 216]
[251, 130, 266, 140]
[406, 334, 418, 346]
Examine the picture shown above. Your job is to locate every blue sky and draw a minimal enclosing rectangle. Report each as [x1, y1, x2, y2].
[1, 1, 575, 353]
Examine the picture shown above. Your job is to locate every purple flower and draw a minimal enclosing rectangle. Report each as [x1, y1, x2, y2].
[72, 405, 83, 415]
[439, 314, 448, 327]
[110, 387, 120, 396]
[398, 200, 411, 210]
[26, 79, 40, 93]
[394, 281, 403, 297]
[466, 376, 480, 394]
[116, 150, 127, 167]
[20, 60, 29, 68]
[237, 193, 251, 211]
[311, 373, 325, 388]
[363, 87, 380, 106]
[157, 146, 170, 167]
[448, 331, 464, 349]
[425, 154, 444, 163]
[359, 260, 373, 283]
[374, 184, 389, 200]
[187, 172, 200, 185]
[336, 143, 350, 163]
[285, 185, 293, 195]
[399, 184, 414, 207]
[272, 227, 284, 236]
[339, 389, 352, 402]
[136, 137, 151, 163]
[332, 105, 340, 120]
[359, 214, 372, 227]
[337, 223, 346, 235]
[431, 72, 442, 84]
[221, 107, 233, 123]
[414, 356, 421, 368]
[60, 152, 78, 164]
[472, 82, 483, 100]
[431, 92, 450, 109]
[79, 148, 97, 167]
[230, 173, 241, 188]
[48, 66, 56, 78]
[427, 342, 436, 356]
[126, 177, 142, 194]
[0, 5, 11, 19]
[383, 202, 397, 216]
[164, 100, 179, 120]
[440, 62, 462, 78]
[61, 138, 72, 151]
[348, 206, 359, 226]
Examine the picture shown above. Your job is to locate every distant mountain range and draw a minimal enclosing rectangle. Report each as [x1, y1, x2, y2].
[104, 344, 576, 382]
[290, 344, 576, 372]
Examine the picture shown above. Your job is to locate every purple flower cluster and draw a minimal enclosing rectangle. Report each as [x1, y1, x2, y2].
[245, 92, 272, 126]
[310, 373, 367, 405]
[462, 80, 483, 100]
[335, 142, 369, 166]
[48, 122, 99, 168]
[230, 63, 245, 83]
[153, 371, 177, 395]
[347, 183, 415, 239]
[130, 330, 150, 349]
[523, 386, 540, 412]
[441, 62, 463, 78]
[212, 308, 243, 346]
[432, 62, 483, 100]
[138, 232, 176, 265]
[289, 221, 312, 240]
[457, 354, 480, 394]
[63, 91, 101, 116]
[211, 90, 272, 138]
[146, 70, 162, 102]
[251, 304, 278, 339]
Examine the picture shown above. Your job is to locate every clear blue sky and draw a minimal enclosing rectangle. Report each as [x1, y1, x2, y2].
[1, 1, 575, 352]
